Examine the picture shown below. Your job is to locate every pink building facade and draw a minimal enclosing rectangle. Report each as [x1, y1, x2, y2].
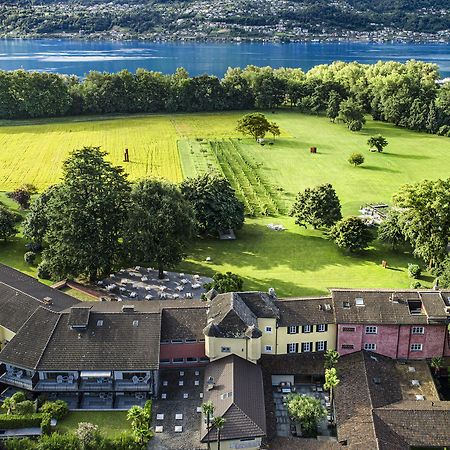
[159, 341, 208, 368]
[338, 323, 450, 359]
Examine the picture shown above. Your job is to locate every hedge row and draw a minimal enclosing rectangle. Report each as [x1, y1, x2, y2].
[0, 414, 43, 429]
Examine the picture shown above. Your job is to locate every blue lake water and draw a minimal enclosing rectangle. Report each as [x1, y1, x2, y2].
[0, 39, 449, 77]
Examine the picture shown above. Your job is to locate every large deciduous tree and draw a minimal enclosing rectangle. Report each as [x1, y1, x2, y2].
[290, 184, 342, 229]
[393, 178, 450, 269]
[377, 209, 405, 250]
[181, 172, 244, 236]
[236, 113, 272, 141]
[32, 147, 131, 280]
[328, 217, 373, 252]
[0, 205, 19, 241]
[204, 272, 244, 293]
[124, 178, 195, 279]
[338, 98, 366, 131]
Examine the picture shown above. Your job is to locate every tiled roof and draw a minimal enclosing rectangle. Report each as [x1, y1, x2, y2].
[0, 307, 60, 369]
[205, 292, 260, 338]
[0, 264, 79, 332]
[238, 292, 280, 319]
[419, 291, 448, 320]
[276, 297, 334, 326]
[335, 350, 450, 449]
[332, 289, 431, 324]
[201, 355, 266, 442]
[37, 311, 161, 370]
[161, 307, 207, 341]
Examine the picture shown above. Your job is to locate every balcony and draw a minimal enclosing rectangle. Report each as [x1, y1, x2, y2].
[0, 373, 33, 390]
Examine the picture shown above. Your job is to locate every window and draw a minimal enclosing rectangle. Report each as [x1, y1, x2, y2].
[160, 359, 170, 364]
[160, 339, 170, 344]
[199, 357, 210, 362]
[96, 320, 103, 327]
[412, 326, 424, 335]
[408, 300, 423, 315]
[316, 341, 327, 352]
[186, 357, 198, 363]
[221, 346, 231, 353]
[317, 324, 328, 333]
[365, 326, 378, 334]
[364, 343, 377, 351]
[265, 326, 273, 333]
[287, 326, 299, 334]
[342, 326, 356, 332]
[287, 343, 298, 354]
[343, 301, 351, 309]
[410, 343, 423, 352]
[302, 325, 312, 333]
[341, 344, 354, 349]
[264, 345, 273, 353]
[355, 297, 365, 306]
[173, 358, 184, 364]
[185, 338, 197, 343]
[171, 339, 183, 344]
[301, 342, 312, 352]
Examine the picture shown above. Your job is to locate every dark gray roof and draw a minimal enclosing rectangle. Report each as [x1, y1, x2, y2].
[161, 307, 207, 341]
[205, 292, 260, 338]
[276, 297, 334, 326]
[332, 289, 432, 325]
[37, 310, 161, 371]
[0, 307, 60, 369]
[0, 264, 79, 332]
[419, 291, 448, 320]
[201, 355, 266, 442]
[237, 292, 279, 319]
[335, 351, 450, 449]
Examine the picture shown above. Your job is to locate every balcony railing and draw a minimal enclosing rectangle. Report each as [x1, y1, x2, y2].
[80, 381, 113, 391]
[0, 373, 33, 390]
[35, 381, 79, 392]
[115, 381, 152, 392]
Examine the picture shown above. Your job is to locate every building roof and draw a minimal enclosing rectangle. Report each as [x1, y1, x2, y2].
[332, 289, 437, 325]
[37, 310, 161, 371]
[276, 297, 334, 326]
[419, 291, 449, 321]
[0, 307, 60, 369]
[161, 307, 207, 341]
[205, 292, 260, 339]
[0, 264, 79, 332]
[201, 355, 266, 443]
[334, 350, 450, 449]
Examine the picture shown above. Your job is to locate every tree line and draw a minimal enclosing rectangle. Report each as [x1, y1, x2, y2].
[0, 61, 449, 136]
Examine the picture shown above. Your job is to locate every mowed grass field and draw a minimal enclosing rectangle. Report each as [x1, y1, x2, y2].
[1, 110, 450, 295]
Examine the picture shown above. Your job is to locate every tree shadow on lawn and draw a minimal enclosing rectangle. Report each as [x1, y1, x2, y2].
[361, 165, 399, 173]
[381, 152, 431, 160]
[180, 222, 411, 294]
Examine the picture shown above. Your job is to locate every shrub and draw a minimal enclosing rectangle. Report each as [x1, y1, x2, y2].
[111, 432, 147, 450]
[410, 281, 421, 289]
[40, 413, 52, 435]
[10, 392, 27, 404]
[38, 433, 79, 450]
[408, 263, 421, 279]
[348, 153, 364, 167]
[328, 216, 373, 252]
[14, 400, 35, 416]
[437, 125, 450, 137]
[0, 414, 43, 429]
[39, 400, 69, 420]
[4, 438, 37, 450]
[37, 260, 51, 280]
[24, 251, 37, 265]
[204, 272, 244, 293]
[75, 422, 102, 450]
[348, 120, 363, 131]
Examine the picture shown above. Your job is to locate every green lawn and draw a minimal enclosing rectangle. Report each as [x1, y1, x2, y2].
[0, 110, 448, 295]
[56, 411, 129, 438]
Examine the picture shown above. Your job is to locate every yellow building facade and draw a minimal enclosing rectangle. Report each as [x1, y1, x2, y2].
[0, 325, 15, 350]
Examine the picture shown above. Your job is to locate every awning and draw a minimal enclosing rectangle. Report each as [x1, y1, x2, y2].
[80, 371, 112, 378]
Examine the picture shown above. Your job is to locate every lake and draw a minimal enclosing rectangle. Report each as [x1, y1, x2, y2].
[0, 39, 449, 77]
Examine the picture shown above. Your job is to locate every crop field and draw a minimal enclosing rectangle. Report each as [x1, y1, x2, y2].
[1, 110, 450, 295]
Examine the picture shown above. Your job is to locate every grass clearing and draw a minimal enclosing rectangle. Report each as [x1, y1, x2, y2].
[56, 411, 129, 438]
[0, 110, 449, 294]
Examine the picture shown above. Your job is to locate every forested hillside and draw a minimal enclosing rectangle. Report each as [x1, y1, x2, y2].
[0, 0, 449, 41]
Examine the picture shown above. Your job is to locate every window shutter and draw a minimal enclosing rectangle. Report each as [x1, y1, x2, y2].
[324, 341, 328, 351]
[287, 344, 290, 353]
[315, 342, 319, 352]
[324, 324, 328, 332]
[295, 343, 299, 353]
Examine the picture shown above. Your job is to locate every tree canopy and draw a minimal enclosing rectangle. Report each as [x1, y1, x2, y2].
[181, 172, 245, 236]
[124, 178, 195, 279]
[367, 134, 388, 152]
[290, 184, 342, 229]
[377, 209, 405, 250]
[204, 272, 244, 293]
[29, 146, 131, 280]
[236, 113, 272, 140]
[393, 178, 450, 269]
[286, 394, 326, 437]
[0, 204, 19, 241]
[329, 216, 373, 251]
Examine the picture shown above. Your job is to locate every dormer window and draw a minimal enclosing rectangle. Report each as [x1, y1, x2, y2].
[355, 298, 364, 306]
[408, 300, 423, 315]
[343, 301, 350, 309]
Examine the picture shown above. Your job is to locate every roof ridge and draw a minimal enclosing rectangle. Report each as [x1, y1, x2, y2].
[34, 309, 62, 370]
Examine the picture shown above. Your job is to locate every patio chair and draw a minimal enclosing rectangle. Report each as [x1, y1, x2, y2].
[132, 376, 139, 384]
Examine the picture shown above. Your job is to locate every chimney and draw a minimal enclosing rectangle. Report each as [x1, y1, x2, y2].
[207, 376, 215, 391]
[43, 297, 53, 305]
